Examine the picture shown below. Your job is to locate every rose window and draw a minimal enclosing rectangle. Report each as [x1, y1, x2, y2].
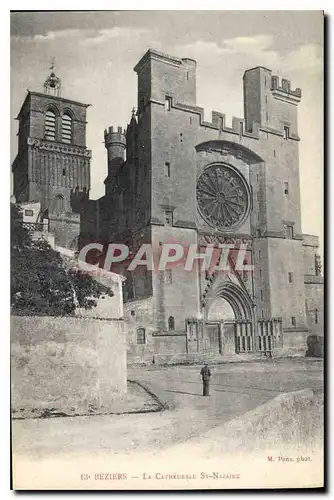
[196, 164, 249, 230]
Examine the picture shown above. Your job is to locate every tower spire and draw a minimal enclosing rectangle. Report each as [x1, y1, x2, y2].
[44, 58, 61, 97]
[49, 57, 56, 73]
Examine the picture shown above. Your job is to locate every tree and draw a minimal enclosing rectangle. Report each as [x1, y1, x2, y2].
[11, 204, 104, 316]
[68, 268, 110, 310]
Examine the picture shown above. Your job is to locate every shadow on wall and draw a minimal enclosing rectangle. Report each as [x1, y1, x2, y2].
[305, 335, 323, 358]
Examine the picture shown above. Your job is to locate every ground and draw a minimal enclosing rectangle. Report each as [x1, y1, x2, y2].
[12, 358, 323, 458]
[12, 381, 162, 420]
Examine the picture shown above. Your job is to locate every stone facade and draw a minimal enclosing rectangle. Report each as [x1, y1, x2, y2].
[12, 49, 323, 363]
[87, 49, 323, 363]
[12, 69, 91, 249]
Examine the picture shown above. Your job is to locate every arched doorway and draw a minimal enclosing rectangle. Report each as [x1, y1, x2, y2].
[204, 282, 255, 355]
[207, 297, 235, 322]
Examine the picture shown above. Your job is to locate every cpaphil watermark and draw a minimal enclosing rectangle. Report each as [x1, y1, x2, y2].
[77, 241, 254, 276]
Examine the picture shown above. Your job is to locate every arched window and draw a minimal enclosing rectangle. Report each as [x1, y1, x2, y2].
[45, 109, 56, 141]
[168, 316, 175, 331]
[54, 194, 64, 214]
[61, 113, 72, 144]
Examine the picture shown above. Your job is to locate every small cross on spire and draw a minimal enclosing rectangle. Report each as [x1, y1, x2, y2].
[49, 57, 56, 73]
[131, 106, 136, 117]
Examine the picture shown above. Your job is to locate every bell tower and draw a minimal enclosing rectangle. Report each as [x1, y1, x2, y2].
[12, 60, 92, 248]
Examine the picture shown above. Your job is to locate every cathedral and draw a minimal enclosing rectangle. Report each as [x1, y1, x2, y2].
[12, 49, 323, 363]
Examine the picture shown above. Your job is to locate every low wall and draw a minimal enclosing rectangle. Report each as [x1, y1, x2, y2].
[127, 329, 187, 365]
[275, 329, 310, 357]
[161, 388, 323, 462]
[11, 315, 127, 414]
[76, 286, 123, 320]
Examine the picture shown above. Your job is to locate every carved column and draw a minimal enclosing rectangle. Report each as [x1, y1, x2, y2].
[240, 322, 245, 352]
[234, 322, 240, 353]
[246, 321, 253, 351]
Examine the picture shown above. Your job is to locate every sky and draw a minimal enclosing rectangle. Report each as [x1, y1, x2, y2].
[10, 11, 323, 251]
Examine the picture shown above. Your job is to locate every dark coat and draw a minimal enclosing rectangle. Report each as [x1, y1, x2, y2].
[200, 365, 211, 381]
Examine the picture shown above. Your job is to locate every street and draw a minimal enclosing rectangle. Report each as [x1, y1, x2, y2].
[12, 359, 323, 458]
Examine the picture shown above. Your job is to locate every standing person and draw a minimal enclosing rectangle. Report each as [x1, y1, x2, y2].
[200, 363, 212, 396]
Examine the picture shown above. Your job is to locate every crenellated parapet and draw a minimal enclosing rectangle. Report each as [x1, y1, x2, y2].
[133, 49, 302, 141]
[104, 126, 127, 146]
[173, 100, 300, 140]
[104, 125, 127, 163]
[166, 99, 261, 138]
[270, 75, 302, 101]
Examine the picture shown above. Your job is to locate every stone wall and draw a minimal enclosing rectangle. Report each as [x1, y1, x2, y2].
[11, 315, 127, 413]
[49, 213, 81, 249]
[124, 296, 154, 325]
[305, 282, 324, 336]
[127, 330, 187, 365]
[268, 238, 307, 329]
[273, 329, 310, 357]
[77, 281, 124, 320]
[303, 235, 323, 336]
[27, 92, 88, 147]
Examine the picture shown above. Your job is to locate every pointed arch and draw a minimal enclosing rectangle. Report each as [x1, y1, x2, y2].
[53, 194, 64, 214]
[195, 139, 264, 164]
[168, 316, 175, 330]
[205, 281, 254, 322]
